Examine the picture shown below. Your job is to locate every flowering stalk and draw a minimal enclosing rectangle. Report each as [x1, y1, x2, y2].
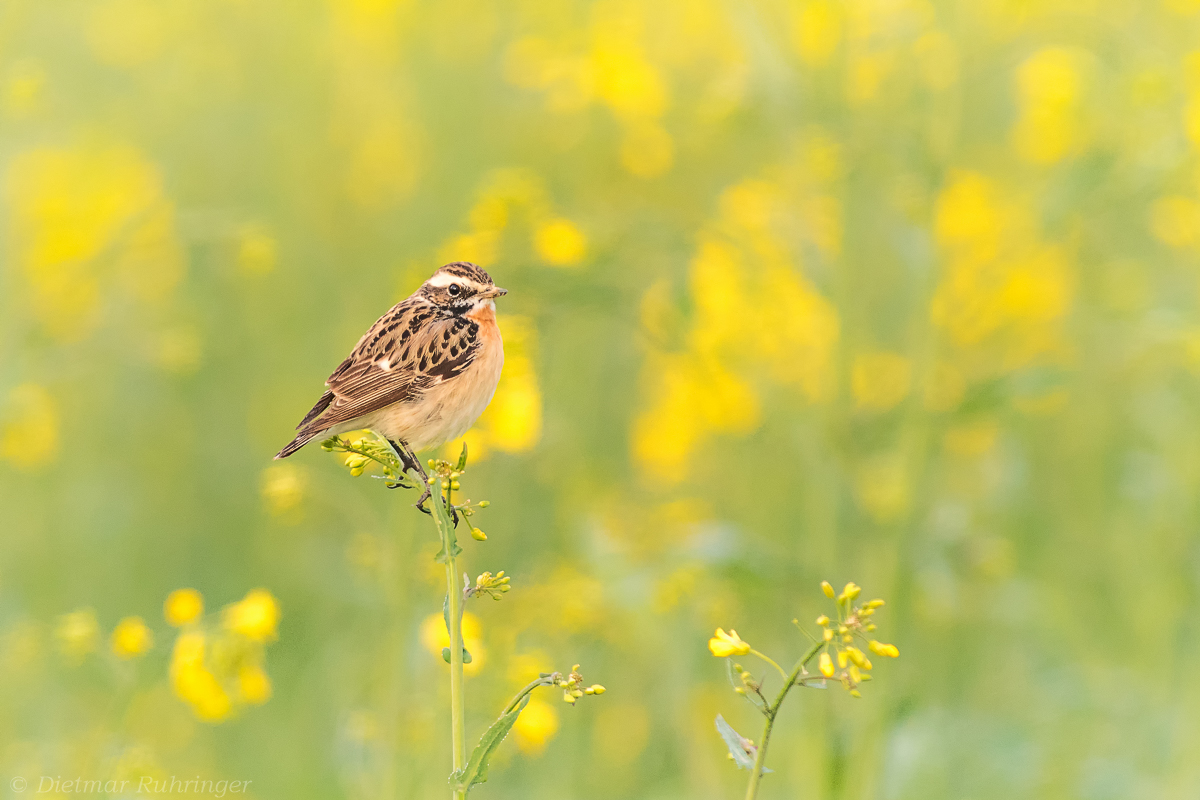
[323, 435, 603, 798]
[743, 640, 822, 800]
[709, 582, 900, 800]
[429, 465, 467, 800]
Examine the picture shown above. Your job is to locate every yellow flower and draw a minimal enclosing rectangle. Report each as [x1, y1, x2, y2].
[815, 615, 829, 626]
[821, 581, 835, 598]
[110, 616, 153, 659]
[513, 698, 559, 754]
[56, 608, 99, 658]
[238, 664, 273, 705]
[819, 652, 834, 677]
[838, 582, 861, 602]
[260, 464, 305, 517]
[237, 225, 277, 275]
[223, 589, 280, 641]
[868, 640, 900, 658]
[419, 611, 486, 674]
[164, 588, 203, 626]
[169, 631, 231, 722]
[1, 383, 60, 471]
[534, 218, 587, 266]
[708, 628, 751, 657]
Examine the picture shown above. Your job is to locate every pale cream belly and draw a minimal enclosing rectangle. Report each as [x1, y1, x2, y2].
[337, 335, 504, 452]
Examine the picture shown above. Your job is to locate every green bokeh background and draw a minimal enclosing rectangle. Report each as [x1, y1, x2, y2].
[2, 1, 1199, 798]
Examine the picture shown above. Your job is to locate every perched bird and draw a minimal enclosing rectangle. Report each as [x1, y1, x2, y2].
[276, 262, 506, 506]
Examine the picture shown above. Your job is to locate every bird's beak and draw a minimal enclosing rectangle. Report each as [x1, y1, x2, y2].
[483, 287, 508, 299]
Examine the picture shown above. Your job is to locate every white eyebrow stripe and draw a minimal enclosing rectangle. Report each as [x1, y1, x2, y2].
[426, 272, 458, 287]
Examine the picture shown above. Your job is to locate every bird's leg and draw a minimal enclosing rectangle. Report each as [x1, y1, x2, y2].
[398, 441, 434, 516]
[386, 439, 421, 480]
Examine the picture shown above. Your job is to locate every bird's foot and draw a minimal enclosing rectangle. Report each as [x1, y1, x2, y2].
[414, 486, 432, 515]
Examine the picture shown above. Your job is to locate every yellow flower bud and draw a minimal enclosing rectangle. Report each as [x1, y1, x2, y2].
[823, 628, 834, 642]
[845, 646, 867, 668]
[470, 528, 487, 541]
[821, 581, 835, 598]
[815, 615, 829, 626]
[838, 582, 861, 602]
[819, 652, 834, 677]
[868, 640, 899, 658]
[349, 465, 365, 477]
[837, 650, 849, 668]
[848, 665, 862, 683]
[849, 689, 862, 698]
[865, 599, 885, 609]
[589, 685, 605, 695]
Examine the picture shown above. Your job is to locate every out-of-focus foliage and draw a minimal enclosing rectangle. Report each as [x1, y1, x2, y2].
[2, 0, 1199, 797]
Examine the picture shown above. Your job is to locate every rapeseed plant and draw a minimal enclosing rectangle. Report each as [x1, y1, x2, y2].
[710, 581, 899, 800]
[323, 434, 603, 798]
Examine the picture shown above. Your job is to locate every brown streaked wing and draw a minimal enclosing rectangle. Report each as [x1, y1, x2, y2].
[300, 310, 482, 434]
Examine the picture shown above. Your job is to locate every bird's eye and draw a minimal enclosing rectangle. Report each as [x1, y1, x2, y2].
[448, 284, 461, 297]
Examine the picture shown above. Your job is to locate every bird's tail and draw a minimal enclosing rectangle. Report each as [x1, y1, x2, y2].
[275, 390, 335, 459]
[274, 431, 321, 460]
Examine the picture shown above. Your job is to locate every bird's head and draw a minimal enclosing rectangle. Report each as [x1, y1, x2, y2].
[419, 262, 507, 314]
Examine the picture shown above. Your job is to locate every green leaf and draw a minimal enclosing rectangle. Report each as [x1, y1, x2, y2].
[451, 695, 529, 793]
[715, 715, 770, 773]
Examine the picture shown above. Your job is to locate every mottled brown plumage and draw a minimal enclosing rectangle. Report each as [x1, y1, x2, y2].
[275, 262, 506, 460]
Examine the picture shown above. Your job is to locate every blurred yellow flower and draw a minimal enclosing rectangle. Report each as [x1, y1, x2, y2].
[1150, 195, 1200, 247]
[620, 121, 674, 178]
[223, 589, 280, 642]
[708, 628, 751, 657]
[344, 118, 419, 210]
[155, 325, 202, 375]
[419, 611, 485, 674]
[513, 697, 559, 754]
[855, 455, 910, 523]
[851, 352, 913, 412]
[1013, 48, 1086, 164]
[5, 60, 45, 118]
[111, 617, 153, 659]
[261, 464, 305, 517]
[164, 588, 203, 627]
[793, 0, 841, 67]
[87, 0, 170, 68]
[237, 226, 278, 275]
[238, 664, 273, 705]
[534, 218, 587, 265]
[56, 609, 99, 659]
[1, 383, 59, 471]
[592, 42, 667, 120]
[819, 652, 835, 677]
[944, 421, 999, 457]
[6, 144, 183, 342]
[468, 316, 543, 455]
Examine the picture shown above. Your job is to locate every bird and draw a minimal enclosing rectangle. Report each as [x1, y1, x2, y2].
[275, 261, 507, 509]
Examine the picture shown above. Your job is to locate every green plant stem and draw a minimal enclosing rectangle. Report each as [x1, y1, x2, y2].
[749, 649, 788, 681]
[502, 675, 554, 715]
[744, 641, 825, 800]
[431, 480, 467, 800]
